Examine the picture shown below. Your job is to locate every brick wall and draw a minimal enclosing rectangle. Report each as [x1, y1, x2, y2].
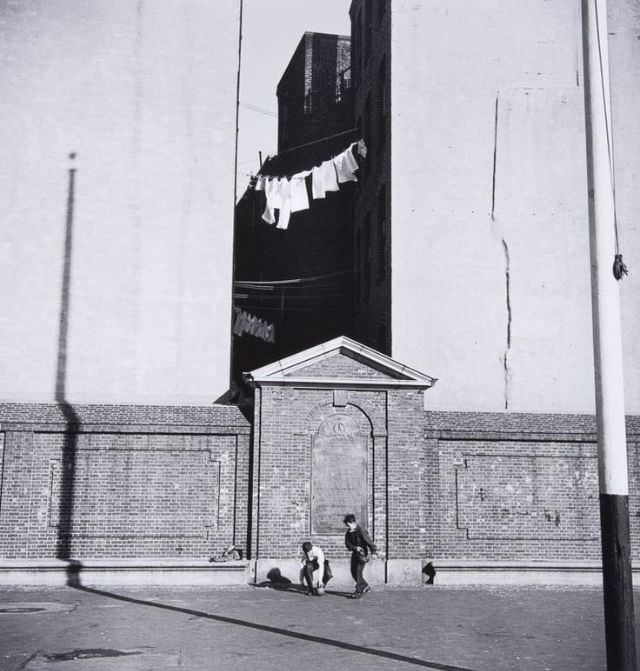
[0, 404, 251, 560]
[387, 390, 425, 558]
[5, 398, 639, 572]
[421, 411, 640, 562]
[252, 384, 395, 560]
[253, 383, 640, 568]
[296, 354, 393, 379]
[250, 375, 427, 570]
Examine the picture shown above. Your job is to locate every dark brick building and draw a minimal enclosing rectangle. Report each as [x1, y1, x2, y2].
[277, 32, 353, 153]
[232, 32, 358, 386]
[349, 0, 391, 354]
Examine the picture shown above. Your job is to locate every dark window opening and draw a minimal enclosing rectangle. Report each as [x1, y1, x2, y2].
[363, 93, 372, 180]
[336, 65, 352, 102]
[377, 323, 387, 353]
[364, 0, 372, 65]
[363, 212, 371, 301]
[354, 8, 363, 87]
[355, 228, 361, 305]
[377, 56, 387, 150]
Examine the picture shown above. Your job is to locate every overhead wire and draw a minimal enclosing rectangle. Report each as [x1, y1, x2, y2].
[234, 269, 353, 286]
[272, 127, 359, 158]
[240, 101, 278, 118]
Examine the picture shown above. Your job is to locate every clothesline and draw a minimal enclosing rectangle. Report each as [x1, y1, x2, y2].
[254, 138, 366, 182]
[273, 127, 359, 157]
[249, 139, 367, 230]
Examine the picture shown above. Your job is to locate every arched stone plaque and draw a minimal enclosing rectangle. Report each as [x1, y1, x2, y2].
[311, 413, 368, 534]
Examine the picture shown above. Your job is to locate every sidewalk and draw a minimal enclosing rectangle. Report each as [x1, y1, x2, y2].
[0, 583, 637, 670]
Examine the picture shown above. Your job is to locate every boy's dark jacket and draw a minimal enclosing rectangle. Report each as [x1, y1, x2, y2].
[345, 525, 377, 556]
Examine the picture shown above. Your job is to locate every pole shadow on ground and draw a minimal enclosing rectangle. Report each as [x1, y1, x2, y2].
[72, 583, 479, 671]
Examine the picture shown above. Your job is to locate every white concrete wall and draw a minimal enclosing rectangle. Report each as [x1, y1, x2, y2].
[0, 0, 240, 404]
[391, 0, 640, 414]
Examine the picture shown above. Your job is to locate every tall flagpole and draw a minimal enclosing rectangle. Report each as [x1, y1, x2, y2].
[580, 1, 636, 669]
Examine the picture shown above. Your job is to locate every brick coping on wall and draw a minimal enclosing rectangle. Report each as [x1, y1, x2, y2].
[0, 402, 252, 433]
[425, 410, 640, 439]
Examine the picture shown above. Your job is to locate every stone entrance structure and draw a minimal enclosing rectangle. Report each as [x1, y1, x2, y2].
[244, 336, 436, 587]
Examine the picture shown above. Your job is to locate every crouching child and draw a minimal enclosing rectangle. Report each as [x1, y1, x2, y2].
[300, 541, 325, 596]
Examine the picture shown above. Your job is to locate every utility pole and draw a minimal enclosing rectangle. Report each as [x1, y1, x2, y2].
[580, 1, 636, 669]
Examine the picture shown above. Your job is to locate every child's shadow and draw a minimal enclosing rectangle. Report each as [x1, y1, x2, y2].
[254, 568, 351, 597]
[254, 568, 304, 593]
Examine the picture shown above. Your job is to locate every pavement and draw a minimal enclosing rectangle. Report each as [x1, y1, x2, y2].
[0, 582, 638, 671]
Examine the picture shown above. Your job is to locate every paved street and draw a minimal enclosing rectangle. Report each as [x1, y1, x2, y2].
[1, 583, 638, 670]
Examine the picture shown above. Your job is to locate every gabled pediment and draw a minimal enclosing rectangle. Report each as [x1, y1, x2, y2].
[244, 336, 437, 389]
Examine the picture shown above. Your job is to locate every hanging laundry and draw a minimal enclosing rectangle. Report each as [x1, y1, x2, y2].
[333, 145, 359, 183]
[271, 178, 292, 229]
[252, 138, 367, 228]
[276, 201, 291, 229]
[290, 172, 310, 212]
[312, 160, 339, 199]
[270, 177, 289, 209]
[344, 143, 360, 171]
[262, 177, 293, 228]
[262, 178, 276, 224]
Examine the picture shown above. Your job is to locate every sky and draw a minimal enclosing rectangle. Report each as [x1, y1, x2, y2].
[236, 0, 351, 193]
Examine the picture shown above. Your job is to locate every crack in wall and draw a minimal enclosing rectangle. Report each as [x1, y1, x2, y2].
[491, 92, 512, 410]
[491, 95, 499, 221]
[502, 238, 512, 410]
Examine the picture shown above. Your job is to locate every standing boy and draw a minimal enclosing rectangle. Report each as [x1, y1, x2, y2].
[343, 513, 377, 598]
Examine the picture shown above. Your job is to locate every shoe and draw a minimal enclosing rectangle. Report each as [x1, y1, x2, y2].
[362, 585, 371, 593]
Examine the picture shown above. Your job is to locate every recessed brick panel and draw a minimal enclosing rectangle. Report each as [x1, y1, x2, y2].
[455, 450, 599, 541]
[0, 404, 251, 560]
